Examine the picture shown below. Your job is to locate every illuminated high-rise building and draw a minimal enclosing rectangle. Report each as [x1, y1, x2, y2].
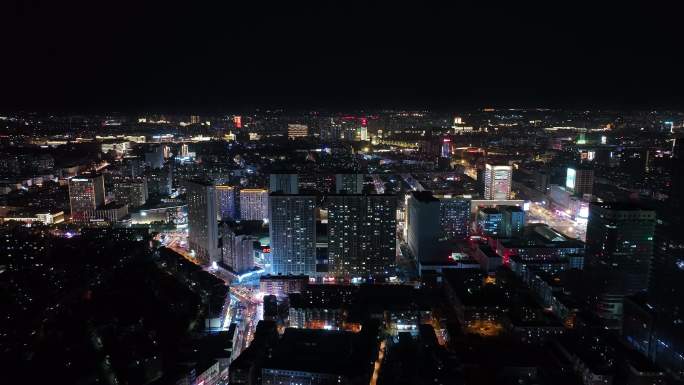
[586, 203, 656, 321]
[113, 177, 148, 208]
[180, 143, 189, 157]
[146, 165, 173, 196]
[219, 222, 256, 274]
[186, 180, 220, 264]
[215, 185, 237, 220]
[359, 118, 369, 141]
[441, 138, 451, 158]
[269, 194, 317, 275]
[483, 164, 512, 200]
[327, 194, 397, 278]
[68, 174, 105, 222]
[269, 173, 299, 194]
[440, 196, 470, 240]
[240, 189, 269, 221]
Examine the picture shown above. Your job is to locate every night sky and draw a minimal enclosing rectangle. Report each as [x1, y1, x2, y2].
[3, 2, 683, 112]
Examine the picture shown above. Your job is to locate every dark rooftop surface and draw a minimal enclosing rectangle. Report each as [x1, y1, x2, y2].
[263, 327, 377, 377]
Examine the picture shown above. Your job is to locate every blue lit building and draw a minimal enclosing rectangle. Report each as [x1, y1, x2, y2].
[500, 205, 525, 238]
[477, 207, 502, 236]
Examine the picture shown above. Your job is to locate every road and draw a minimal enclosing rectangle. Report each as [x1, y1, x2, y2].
[526, 202, 586, 241]
[371, 174, 385, 194]
[400, 173, 425, 191]
[155, 230, 263, 357]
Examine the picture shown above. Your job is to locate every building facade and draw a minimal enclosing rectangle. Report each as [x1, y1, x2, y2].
[586, 203, 656, 321]
[406, 191, 441, 262]
[68, 174, 105, 222]
[483, 164, 512, 200]
[269, 194, 317, 275]
[239, 189, 269, 221]
[215, 185, 237, 220]
[113, 177, 148, 208]
[186, 180, 220, 264]
[327, 194, 397, 278]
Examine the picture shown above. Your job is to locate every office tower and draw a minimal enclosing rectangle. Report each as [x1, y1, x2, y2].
[68, 174, 105, 222]
[586, 203, 656, 321]
[144, 145, 164, 169]
[407, 191, 441, 262]
[500, 205, 525, 238]
[669, 137, 683, 211]
[534, 169, 549, 193]
[649, 226, 684, 314]
[623, 224, 684, 379]
[215, 185, 237, 220]
[269, 194, 317, 275]
[269, 173, 299, 194]
[319, 116, 342, 141]
[240, 189, 269, 221]
[146, 165, 172, 196]
[287, 124, 308, 139]
[440, 196, 470, 240]
[566, 166, 594, 196]
[483, 164, 512, 200]
[327, 194, 397, 278]
[341, 118, 357, 141]
[113, 177, 148, 208]
[180, 143, 189, 157]
[186, 180, 220, 264]
[190, 115, 201, 124]
[335, 173, 364, 194]
[477, 207, 503, 236]
[219, 222, 256, 274]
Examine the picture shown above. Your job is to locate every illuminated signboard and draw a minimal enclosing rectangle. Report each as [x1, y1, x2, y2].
[566, 168, 576, 190]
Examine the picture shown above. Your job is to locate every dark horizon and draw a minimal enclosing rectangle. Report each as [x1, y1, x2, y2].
[3, 2, 683, 112]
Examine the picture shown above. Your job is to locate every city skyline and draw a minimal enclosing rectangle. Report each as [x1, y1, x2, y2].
[2, 2, 684, 384]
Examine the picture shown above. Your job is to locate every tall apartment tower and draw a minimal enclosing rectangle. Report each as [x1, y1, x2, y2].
[269, 194, 317, 275]
[269, 173, 299, 194]
[186, 180, 220, 264]
[406, 191, 441, 262]
[68, 174, 106, 222]
[483, 164, 512, 200]
[113, 177, 148, 208]
[586, 203, 656, 322]
[215, 185, 237, 220]
[240, 189, 269, 221]
[327, 194, 397, 278]
[219, 222, 256, 275]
